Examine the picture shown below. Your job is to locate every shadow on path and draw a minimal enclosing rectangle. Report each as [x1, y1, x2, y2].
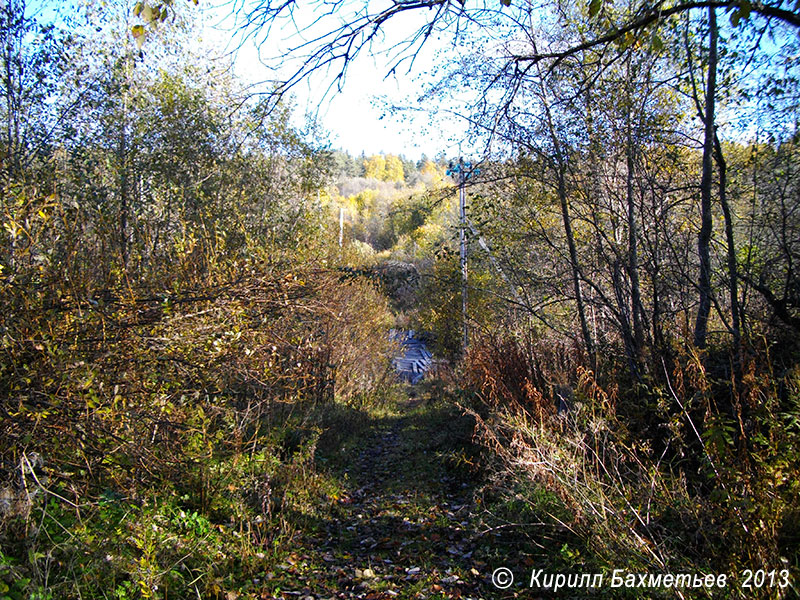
[260, 389, 501, 599]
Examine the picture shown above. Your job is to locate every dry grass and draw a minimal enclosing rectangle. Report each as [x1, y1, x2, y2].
[463, 329, 800, 598]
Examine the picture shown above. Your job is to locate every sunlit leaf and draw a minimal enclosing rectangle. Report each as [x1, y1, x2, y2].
[131, 24, 145, 48]
[624, 32, 635, 48]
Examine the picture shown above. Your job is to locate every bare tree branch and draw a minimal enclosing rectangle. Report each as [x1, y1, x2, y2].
[512, 0, 800, 67]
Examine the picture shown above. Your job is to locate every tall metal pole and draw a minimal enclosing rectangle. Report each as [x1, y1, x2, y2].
[459, 159, 468, 353]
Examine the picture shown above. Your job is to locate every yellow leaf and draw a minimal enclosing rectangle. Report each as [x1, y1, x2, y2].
[131, 24, 145, 48]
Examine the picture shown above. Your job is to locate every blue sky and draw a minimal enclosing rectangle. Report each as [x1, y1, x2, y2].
[26, 0, 466, 159]
[198, 0, 468, 159]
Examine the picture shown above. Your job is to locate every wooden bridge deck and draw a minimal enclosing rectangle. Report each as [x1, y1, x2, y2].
[389, 329, 432, 384]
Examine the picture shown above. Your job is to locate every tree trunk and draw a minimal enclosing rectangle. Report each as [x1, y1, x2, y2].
[118, 118, 129, 270]
[535, 57, 594, 364]
[557, 166, 594, 360]
[714, 133, 741, 351]
[585, 85, 604, 366]
[693, 6, 718, 349]
[626, 62, 644, 371]
[1, 0, 24, 181]
[613, 256, 639, 379]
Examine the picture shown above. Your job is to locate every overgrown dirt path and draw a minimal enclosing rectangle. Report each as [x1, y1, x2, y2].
[259, 388, 510, 599]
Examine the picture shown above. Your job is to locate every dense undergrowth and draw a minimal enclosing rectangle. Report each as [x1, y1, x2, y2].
[0, 251, 397, 598]
[2, 233, 799, 599]
[461, 329, 800, 598]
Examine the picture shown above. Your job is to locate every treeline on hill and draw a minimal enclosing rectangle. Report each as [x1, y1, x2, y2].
[323, 150, 450, 257]
[0, 1, 408, 598]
